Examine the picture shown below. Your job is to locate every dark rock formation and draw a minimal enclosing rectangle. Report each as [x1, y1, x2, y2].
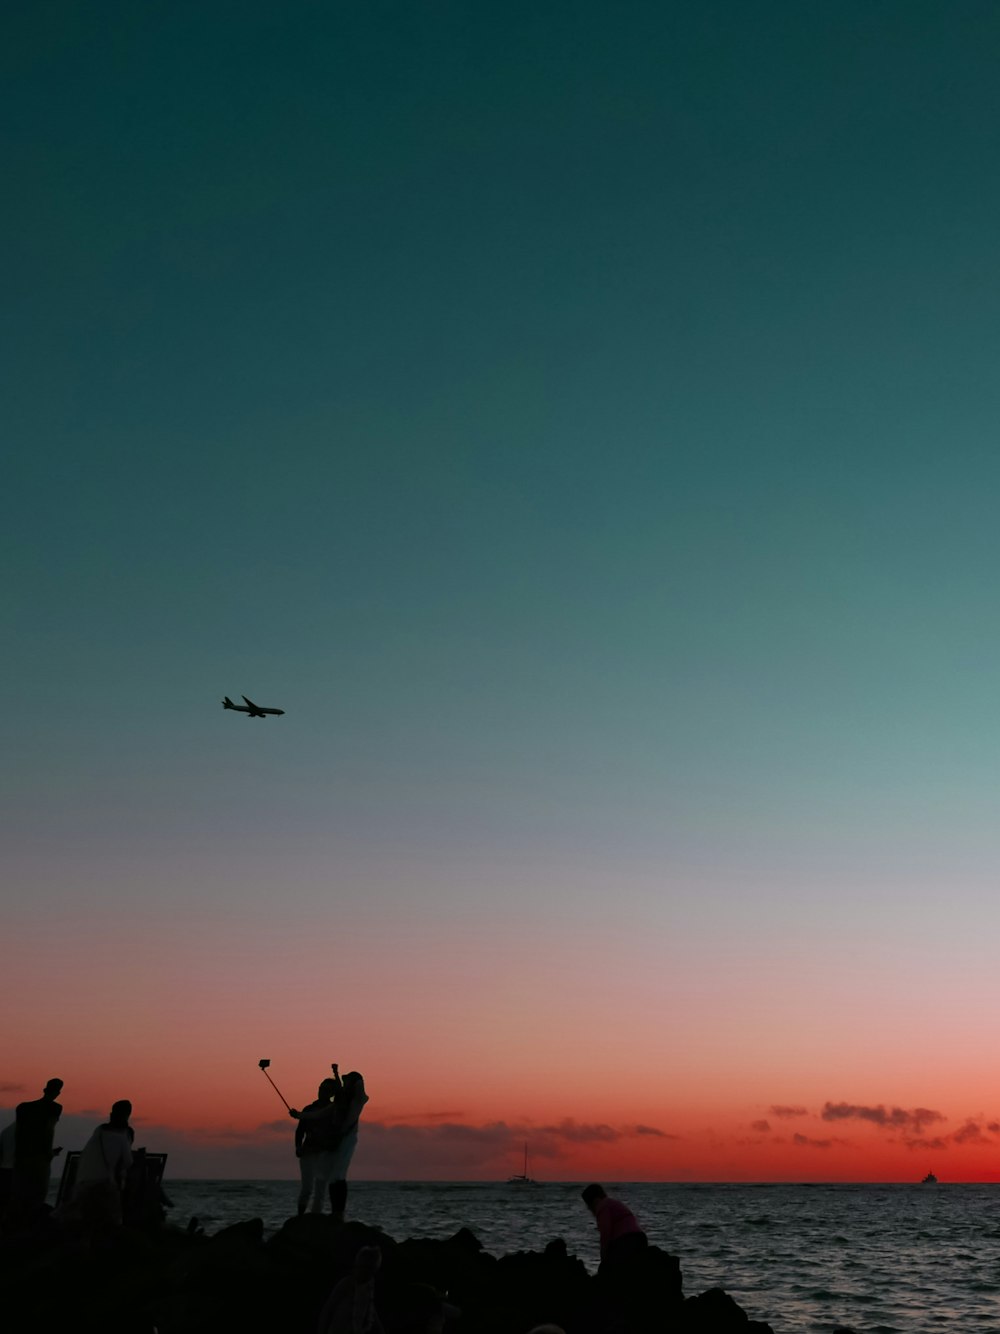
[0, 1211, 776, 1334]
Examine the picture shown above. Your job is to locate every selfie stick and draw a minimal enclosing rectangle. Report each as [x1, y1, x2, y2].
[258, 1059, 292, 1112]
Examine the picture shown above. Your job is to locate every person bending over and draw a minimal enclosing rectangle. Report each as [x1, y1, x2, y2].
[581, 1183, 648, 1270]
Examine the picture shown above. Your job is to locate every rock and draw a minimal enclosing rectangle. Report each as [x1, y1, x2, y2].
[679, 1286, 775, 1332]
[449, 1224, 484, 1252]
[0, 1211, 775, 1334]
[207, 1216, 264, 1251]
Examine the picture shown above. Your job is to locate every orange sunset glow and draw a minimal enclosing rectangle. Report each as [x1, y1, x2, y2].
[5, 891, 999, 1180]
[7, 1, 1000, 1212]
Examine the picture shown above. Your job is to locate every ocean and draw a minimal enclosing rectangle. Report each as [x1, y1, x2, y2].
[154, 1180, 1000, 1333]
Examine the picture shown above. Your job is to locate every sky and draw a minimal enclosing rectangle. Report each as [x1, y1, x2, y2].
[4, 0, 1000, 1181]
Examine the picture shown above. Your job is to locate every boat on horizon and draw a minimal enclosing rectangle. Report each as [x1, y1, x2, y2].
[921, 1172, 938, 1184]
[506, 1142, 539, 1185]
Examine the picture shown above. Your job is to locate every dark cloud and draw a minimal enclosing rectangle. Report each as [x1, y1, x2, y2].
[372, 1122, 517, 1147]
[538, 1119, 618, 1143]
[0, 1107, 677, 1179]
[951, 1120, 989, 1146]
[792, 1133, 848, 1150]
[200, 1123, 290, 1142]
[363, 1117, 673, 1177]
[887, 1117, 1000, 1152]
[535, 1119, 679, 1144]
[899, 1119, 999, 1150]
[821, 1102, 944, 1133]
[384, 1111, 465, 1123]
[359, 1120, 520, 1177]
[0, 1106, 296, 1180]
[750, 1120, 771, 1133]
[0, 1082, 24, 1095]
[768, 1105, 808, 1119]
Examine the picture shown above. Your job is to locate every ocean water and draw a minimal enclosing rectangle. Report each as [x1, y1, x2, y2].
[157, 1180, 1000, 1334]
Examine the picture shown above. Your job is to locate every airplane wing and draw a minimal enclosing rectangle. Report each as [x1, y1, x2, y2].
[238, 695, 283, 716]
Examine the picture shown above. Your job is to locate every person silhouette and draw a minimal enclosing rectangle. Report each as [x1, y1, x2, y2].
[581, 1183, 648, 1269]
[291, 1075, 342, 1215]
[72, 1100, 134, 1223]
[290, 1065, 369, 1219]
[317, 1243, 384, 1334]
[0, 1118, 16, 1214]
[13, 1078, 64, 1214]
[582, 1183, 655, 1331]
[327, 1070, 368, 1221]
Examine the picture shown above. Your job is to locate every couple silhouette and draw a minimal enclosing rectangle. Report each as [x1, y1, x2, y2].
[290, 1065, 368, 1219]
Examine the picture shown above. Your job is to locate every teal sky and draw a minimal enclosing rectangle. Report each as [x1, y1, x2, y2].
[6, 1, 1000, 1106]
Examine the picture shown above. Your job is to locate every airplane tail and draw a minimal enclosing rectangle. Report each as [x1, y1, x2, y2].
[222, 696, 234, 709]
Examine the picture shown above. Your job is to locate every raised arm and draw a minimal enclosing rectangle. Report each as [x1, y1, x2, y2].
[296, 1101, 340, 1124]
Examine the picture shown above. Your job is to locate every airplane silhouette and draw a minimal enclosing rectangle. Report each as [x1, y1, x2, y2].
[222, 695, 285, 718]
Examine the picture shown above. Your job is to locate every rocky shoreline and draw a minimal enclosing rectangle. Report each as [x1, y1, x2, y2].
[0, 1212, 776, 1333]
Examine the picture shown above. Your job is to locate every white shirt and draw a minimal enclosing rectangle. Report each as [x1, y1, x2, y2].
[343, 1085, 369, 1132]
[76, 1126, 132, 1189]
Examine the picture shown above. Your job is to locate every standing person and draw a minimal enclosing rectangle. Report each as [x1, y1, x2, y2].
[13, 1078, 64, 1213]
[0, 1119, 16, 1214]
[328, 1070, 368, 1221]
[291, 1074, 342, 1215]
[72, 1100, 134, 1223]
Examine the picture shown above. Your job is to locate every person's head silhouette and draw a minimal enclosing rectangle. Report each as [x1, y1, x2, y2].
[581, 1183, 606, 1214]
[108, 1100, 132, 1129]
[317, 1078, 338, 1102]
[42, 1079, 63, 1101]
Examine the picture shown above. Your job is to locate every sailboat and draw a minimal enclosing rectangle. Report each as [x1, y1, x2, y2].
[507, 1141, 538, 1184]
